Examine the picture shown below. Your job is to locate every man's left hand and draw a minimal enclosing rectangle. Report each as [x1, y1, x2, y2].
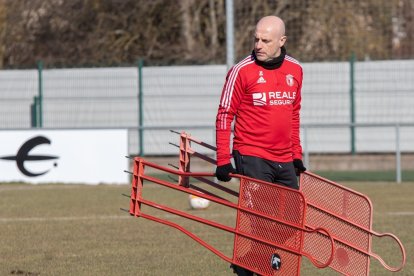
[293, 159, 306, 176]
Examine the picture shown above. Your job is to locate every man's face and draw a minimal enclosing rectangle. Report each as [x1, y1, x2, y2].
[254, 27, 286, 62]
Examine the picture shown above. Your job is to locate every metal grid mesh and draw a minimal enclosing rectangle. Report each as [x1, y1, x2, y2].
[303, 229, 335, 267]
[300, 173, 372, 228]
[327, 241, 368, 276]
[303, 209, 370, 275]
[237, 212, 302, 251]
[306, 206, 370, 251]
[234, 178, 306, 275]
[239, 179, 305, 225]
[300, 173, 372, 275]
[234, 236, 301, 276]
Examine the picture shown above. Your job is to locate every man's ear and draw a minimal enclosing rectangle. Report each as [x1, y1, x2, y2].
[280, 35, 287, 47]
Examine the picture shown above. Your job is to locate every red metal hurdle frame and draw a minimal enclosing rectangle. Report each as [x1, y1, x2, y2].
[129, 157, 335, 275]
[299, 172, 406, 275]
[169, 131, 406, 275]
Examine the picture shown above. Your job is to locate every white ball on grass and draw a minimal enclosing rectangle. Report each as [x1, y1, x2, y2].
[189, 194, 210, 209]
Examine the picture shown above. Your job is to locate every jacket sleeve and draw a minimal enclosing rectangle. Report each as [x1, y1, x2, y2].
[215, 67, 244, 166]
[291, 68, 303, 160]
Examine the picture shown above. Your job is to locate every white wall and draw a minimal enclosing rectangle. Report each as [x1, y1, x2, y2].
[1, 60, 413, 155]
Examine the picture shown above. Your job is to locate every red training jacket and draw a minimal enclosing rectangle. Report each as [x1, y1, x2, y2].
[215, 54, 303, 166]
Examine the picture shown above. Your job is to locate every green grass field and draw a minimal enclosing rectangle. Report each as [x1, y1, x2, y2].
[1, 178, 413, 276]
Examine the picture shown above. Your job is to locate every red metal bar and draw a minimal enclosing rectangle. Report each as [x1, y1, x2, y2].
[192, 176, 239, 197]
[129, 157, 335, 276]
[170, 131, 407, 274]
[300, 171, 406, 273]
[178, 132, 191, 187]
[369, 232, 406, 272]
[186, 135, 217, 151]
[129, 159, 144, 217]
[137, 197, 328, 259]
[139, 212, 233, 264]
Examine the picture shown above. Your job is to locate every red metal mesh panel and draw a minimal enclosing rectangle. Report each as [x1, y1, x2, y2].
[303, 222, 370, 275]
[300, 173, 372, 229]
[300, 173, 372, 275]
[239, 179, 305, 226]
[234, 178, 306, 275]
[306, 206, 370, 251]
[303, 229, 337, 268]
[237, 212, 302, 252]
[330, 241, 368, 275]
[234, 236, 301, 276]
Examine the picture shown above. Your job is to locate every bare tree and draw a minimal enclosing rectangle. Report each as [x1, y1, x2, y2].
[0, 0, 412, 68]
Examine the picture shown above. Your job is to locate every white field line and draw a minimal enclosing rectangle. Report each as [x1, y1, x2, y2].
[0, 184, 130, 192]
[1, 210, 412, 224]
[0, 212, 235, 223]
[385, 211, 414, 216]
[0, 183, 210, 192]
[0, 215, 131, 222]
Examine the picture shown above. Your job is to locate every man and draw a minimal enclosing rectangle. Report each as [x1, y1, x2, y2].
[215, 16, 306, 275]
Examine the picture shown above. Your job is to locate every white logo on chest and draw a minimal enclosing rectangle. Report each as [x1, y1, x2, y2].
[252, 92, 266, 106]
[286, 74, 294, 86]
[257, 71, 266, 84]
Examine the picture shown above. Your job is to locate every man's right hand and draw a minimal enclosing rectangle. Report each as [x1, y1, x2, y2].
[215, 163, 236, 182]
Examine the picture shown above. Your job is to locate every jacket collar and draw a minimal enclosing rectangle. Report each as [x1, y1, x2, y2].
[252, 46, 286, 69]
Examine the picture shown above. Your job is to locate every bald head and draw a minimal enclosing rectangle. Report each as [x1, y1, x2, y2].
[254, 16, 287, 61]
[256, 16, 286, 38]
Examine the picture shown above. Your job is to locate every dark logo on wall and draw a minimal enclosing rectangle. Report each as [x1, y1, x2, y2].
[0, 136, 59, 177]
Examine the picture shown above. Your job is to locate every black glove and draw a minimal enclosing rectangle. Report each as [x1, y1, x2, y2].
[215, 163, 236, 182]
[293, 159, 306, 176]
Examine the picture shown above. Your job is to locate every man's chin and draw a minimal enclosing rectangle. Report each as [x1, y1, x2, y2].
[256, 55, 267, 62]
